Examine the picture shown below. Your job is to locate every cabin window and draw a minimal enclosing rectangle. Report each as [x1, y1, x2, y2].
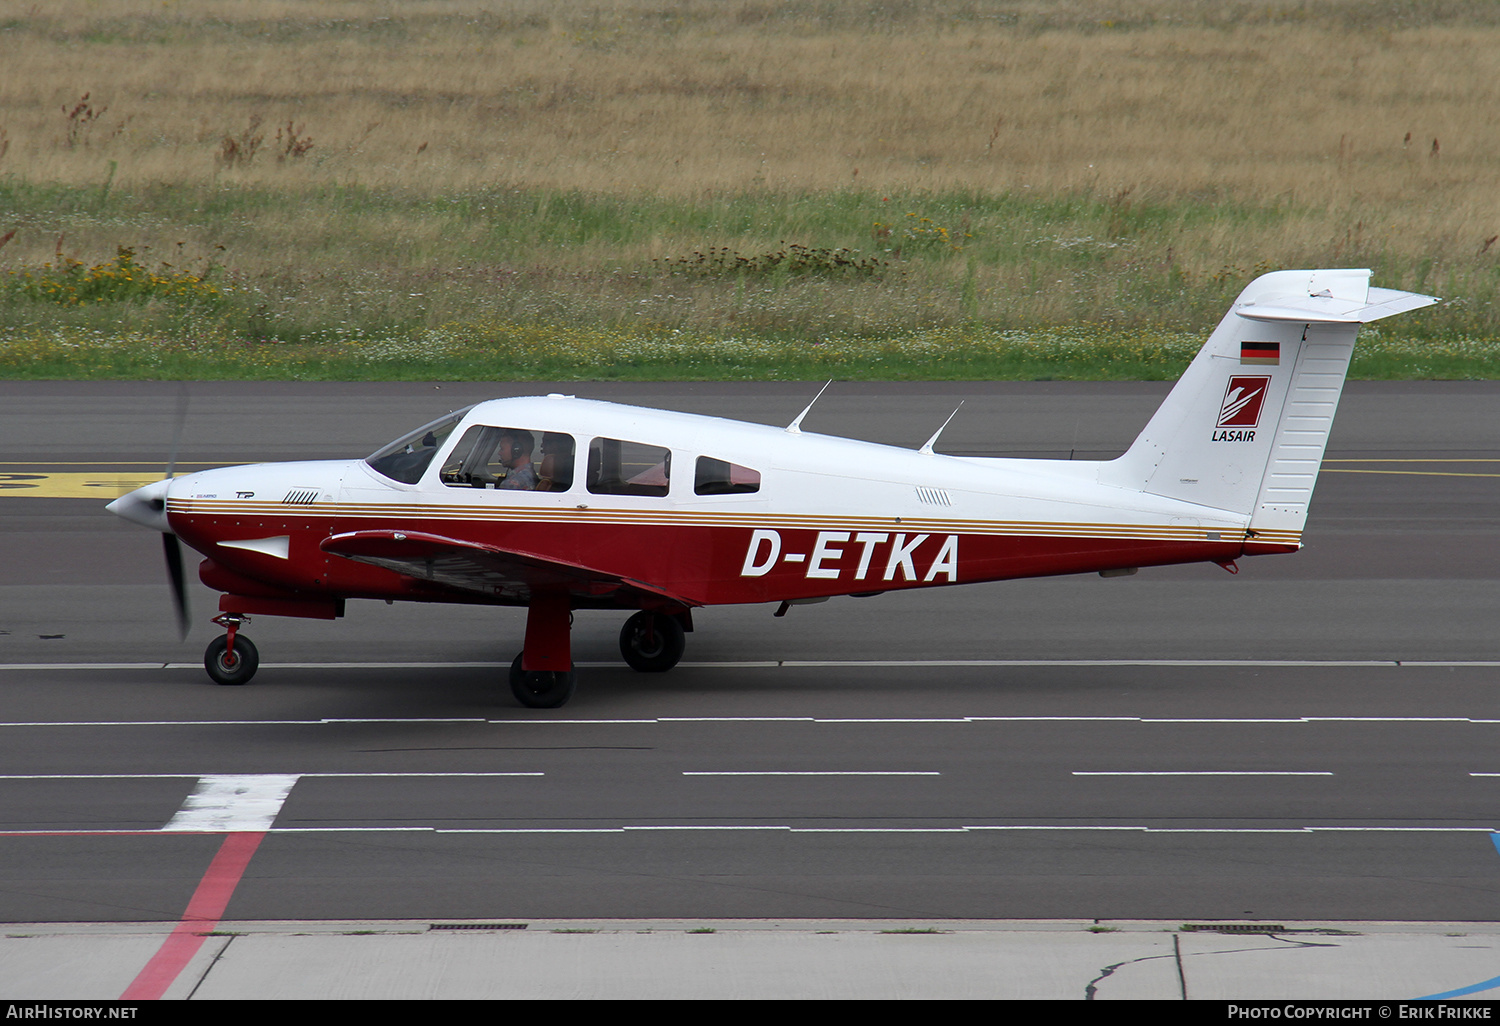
[587, 437, 670, 497]
[694, 456, 761, 495]
[365, 407, 472, 485]
[439, 427, 575, 492]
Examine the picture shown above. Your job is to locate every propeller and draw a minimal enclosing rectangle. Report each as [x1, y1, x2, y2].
[107, 384, 191, 640]
[162, 530, 189, 641]
[162, 383, 190, 640]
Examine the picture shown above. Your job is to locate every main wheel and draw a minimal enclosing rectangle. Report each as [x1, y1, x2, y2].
[618, 611, 686, 673]
[204, 634, 259, 686]
[509, 653, 576, 708]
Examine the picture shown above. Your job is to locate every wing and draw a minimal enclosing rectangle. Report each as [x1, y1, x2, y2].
[320, 529, 698, 608]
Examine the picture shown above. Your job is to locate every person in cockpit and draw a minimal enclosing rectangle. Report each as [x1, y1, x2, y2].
[495, 429, 537, 490]
[536, 432, 575, 492]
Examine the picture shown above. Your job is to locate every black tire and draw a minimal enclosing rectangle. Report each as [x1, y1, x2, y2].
[509, 652, 576, 708]
[204, 634, 259, 686]
[618, 611, 686, 673]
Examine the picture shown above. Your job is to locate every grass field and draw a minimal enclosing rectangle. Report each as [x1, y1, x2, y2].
[2, 0, 1499, 379]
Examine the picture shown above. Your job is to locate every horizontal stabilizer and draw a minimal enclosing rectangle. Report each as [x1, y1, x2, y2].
[1236, 285, 1439, 324]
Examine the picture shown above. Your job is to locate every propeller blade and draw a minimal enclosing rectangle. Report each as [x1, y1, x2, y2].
[164, 385, 191, 639]
[163, 532, 190, 641]
[165, 381, 189, 482]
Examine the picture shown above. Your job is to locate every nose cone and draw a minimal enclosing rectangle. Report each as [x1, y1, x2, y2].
[107, 477, 172, 532]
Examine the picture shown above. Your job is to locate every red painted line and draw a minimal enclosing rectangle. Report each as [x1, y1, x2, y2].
[120, 831, 266, 1000]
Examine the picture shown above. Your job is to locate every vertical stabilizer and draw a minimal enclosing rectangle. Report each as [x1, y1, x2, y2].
[1098, 269, 1437, 538]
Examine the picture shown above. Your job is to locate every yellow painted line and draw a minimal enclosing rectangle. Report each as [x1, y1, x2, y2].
[0, 464, 245, 499]
[1320, 457, 1500, 479]
[20, 456, 1486, 498]
[1321, 469, 1500, 478]
[0, 473, 165, 498]
[0, 462, 234, 467]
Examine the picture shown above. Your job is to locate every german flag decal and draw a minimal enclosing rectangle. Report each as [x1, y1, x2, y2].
[1240, 341, 1280, 365]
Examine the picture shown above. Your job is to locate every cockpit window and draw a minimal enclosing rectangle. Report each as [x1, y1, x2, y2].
[440, 426, 575, 492]
[365, 407, 472, 484]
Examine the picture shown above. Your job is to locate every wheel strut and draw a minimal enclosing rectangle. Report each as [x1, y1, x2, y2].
[211, 612, 249, 658]
[205, 613, 258, 686]
[510, 593, 576, 708]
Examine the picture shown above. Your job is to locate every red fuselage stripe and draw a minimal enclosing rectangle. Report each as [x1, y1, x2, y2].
[174, 512, 1294, 609]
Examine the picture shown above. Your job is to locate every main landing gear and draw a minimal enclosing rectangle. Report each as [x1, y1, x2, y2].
[509, 604, 689, 708]
[204, 613, 259, 686]
[509, 593, 575, 709]
[618, 611, 685, 673]
[508, 653, 576, 709]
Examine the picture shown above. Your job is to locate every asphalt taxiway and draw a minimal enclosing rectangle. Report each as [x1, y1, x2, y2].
[1, 380, 1498, 997]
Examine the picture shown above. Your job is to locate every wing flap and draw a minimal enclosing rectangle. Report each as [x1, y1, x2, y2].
[320, 529, 697, 607]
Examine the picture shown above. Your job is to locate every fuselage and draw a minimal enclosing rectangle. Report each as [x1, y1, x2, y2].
[157, 394, 1289, 612]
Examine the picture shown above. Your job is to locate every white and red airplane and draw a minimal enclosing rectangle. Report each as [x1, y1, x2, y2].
[108, 269, 1435, 707]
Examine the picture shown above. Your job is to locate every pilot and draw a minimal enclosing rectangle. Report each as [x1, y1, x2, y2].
[495, 429, 537, 490]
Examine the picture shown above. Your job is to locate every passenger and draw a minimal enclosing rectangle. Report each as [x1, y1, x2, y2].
[536, 432, 574, 491]
[495, 429, 537, 490]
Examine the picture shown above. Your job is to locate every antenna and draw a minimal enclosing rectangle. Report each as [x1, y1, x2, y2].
[918, 401, 964, 456]
[786, 380, 833, 434]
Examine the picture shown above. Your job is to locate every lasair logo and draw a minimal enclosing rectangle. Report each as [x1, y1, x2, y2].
[1213, 375, 1270, 442]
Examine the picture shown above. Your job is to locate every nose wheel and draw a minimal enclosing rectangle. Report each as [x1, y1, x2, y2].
[205, 633, 259, 685]
[204, 613, 259, 686]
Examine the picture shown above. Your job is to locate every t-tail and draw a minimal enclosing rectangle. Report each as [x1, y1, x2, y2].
[1097, 269, 1438, 546]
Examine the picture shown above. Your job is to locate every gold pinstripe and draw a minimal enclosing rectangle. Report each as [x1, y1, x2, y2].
[168, 499, 1299, 547]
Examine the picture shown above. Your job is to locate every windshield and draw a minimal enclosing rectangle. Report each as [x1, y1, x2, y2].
[365, 406, 473, 484]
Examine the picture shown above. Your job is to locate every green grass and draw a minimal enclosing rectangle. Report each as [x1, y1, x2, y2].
[3, 320, 1485, 381]
[0, 180, 1491, 380]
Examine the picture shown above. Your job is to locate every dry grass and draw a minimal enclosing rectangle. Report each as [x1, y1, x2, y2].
[5, 2, 1499, 214]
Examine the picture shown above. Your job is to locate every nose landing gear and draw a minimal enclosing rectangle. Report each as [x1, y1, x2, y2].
[204, 613, 258, 686]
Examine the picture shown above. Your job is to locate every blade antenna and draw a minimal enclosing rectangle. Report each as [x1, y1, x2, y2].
[786, 380, 833, 434]
[918, 401, 964, 456]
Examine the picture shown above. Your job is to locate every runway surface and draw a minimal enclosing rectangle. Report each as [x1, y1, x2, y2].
[1, 380, 1498, 927]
